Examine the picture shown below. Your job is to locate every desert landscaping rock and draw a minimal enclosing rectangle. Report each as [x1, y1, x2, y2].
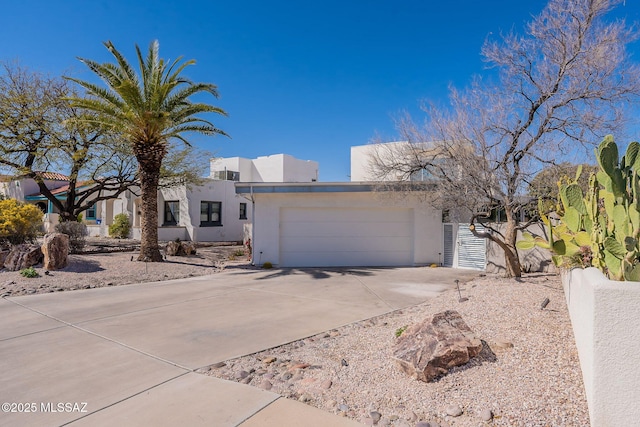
[393, 310, 482, 382]
[479, 408, 493, 421]
[489, 339, 514, 352]
[4, 244, 43, 271]
[0, 250, 9, 268]
[41, 232, 70, 270]
[445, 405, 463, 417]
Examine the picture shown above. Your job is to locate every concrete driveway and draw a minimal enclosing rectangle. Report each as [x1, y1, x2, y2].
[0, 266, 477, 427]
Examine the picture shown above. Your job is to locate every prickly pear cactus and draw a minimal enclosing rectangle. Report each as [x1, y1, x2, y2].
[518, 136, 640, 281]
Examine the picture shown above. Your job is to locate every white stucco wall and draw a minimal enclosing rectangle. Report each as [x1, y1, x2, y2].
[157, 180, 250, 242]
[282, 155, 318, 182]
[210, 154, 318, 183]
[250, 191, 442, 267]
[350, 142, 410, 181]
[562, 267, 640, 427]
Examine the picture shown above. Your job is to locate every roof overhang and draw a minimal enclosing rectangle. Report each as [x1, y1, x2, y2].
[234, 181, 435, 194]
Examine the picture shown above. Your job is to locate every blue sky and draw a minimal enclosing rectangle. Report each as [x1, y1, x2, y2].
[3, 1, 640, 181]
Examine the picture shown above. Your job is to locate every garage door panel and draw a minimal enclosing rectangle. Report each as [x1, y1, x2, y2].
[279, 207, 414, 267]
[280, 208, 412, 223]
[281, 221, 412, 237]
[280, 249, 412, 267]
[280, 236, 412, 253]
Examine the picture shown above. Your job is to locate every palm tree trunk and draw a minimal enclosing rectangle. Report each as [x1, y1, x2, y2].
[138, 161, 164, 262]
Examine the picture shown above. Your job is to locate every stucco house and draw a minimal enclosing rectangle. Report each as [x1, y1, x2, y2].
[236, 142, 488, 270]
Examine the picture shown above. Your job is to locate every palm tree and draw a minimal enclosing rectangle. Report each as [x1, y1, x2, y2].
[66, 40, 228, 261]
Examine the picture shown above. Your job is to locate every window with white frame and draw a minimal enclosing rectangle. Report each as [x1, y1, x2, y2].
[200, 201, 222, 226]
[85, 203, 96, 220]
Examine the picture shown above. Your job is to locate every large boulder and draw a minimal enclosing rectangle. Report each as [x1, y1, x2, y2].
[3, 244, 43, 271]
[42, 233, 70, 270]
[182, 242, 197, 255]
[165, 240, 185, 256]
[0, 250, 9, 269]
[164, 241, 197, 256]
[392, 310, 482, 382]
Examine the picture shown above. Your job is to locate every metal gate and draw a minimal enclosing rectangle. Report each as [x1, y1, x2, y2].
[457, 223, 486, 270]
[443, 224, 454, 267]
[442, 223, 486, 270]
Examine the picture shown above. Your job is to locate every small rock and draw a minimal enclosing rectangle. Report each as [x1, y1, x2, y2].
[210, 362, 226, 369]
[280, 372, 293, 381]
[235, 370, 249, 380]
[490, 339, 514, 351]
[262, 356, 277, 364]
[479, 408, 493, 421]
[321, 379, 333, 390]
[341, 359, 349, 366]
[260, 380, 273, 390]
[241, 376, 253, 384]
[325, 399, 337, 409]
[416, 422, 432, 427]
[298, 394, 311, 403]
[338, 404, 349, 412]
[445, 405, 463, 417]
[370, 411, 382, 424]
[289, 362, 310, 371]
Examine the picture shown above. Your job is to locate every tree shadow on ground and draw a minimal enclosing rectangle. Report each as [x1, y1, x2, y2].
[61, 259, 105, 273]
[228, 266, 395, 280]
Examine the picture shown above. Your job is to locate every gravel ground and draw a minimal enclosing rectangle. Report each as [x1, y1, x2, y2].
[0, 239, 251, 296]
[201, 273, 589, 427]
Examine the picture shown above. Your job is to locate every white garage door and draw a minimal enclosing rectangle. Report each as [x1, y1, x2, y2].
[279, 207, 414, 267]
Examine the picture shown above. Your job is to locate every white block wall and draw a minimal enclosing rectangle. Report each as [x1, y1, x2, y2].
[562, 267, 640, 426]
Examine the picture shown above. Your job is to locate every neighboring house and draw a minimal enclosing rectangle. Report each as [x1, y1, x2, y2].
[2, 154, 318, 243]
[0, 172, 69, 206]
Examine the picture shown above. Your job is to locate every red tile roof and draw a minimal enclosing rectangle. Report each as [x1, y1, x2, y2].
[35, 172, 69, 181]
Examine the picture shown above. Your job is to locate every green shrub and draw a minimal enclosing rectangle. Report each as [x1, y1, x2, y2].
[108, 213, 131, 239]
[55, 221, 87, 254]
[233, 249, 245, 257]
[0, 198, 43, 246]
[395, 325, 408, 338]
[262, 261, 273, 269]
[20, 266, 39, 278]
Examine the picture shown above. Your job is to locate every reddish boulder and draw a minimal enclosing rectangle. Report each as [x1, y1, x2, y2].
[392, 310, 482, 382]
[4, 244, 43, 271]
[42, 233, 70, 270]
